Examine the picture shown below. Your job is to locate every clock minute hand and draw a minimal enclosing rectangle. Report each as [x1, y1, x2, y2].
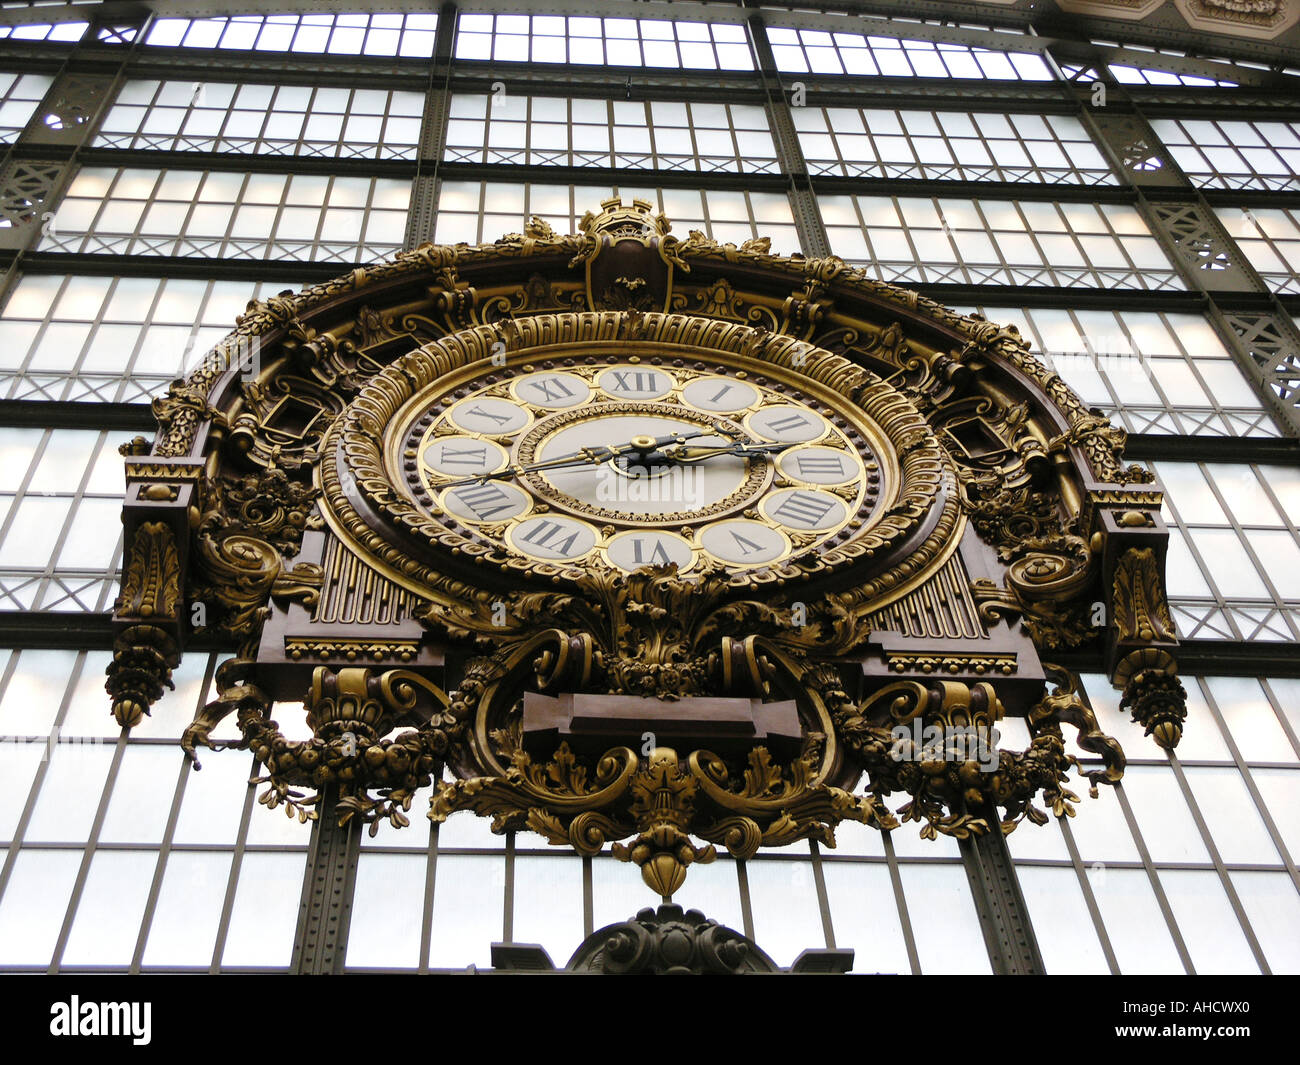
[439, 427, 715, 488]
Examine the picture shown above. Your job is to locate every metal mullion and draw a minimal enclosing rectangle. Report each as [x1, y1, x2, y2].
[0, 427, 58, 594]
[1026, 199, 1089, 288]
[1109, 781, 1197, 973]
[1090, 306, 1183, 432]
[693, 182, 715, 246]
[722, 102, 745, 175]
[880, 832, 922, 975]
[1196, 458, 1300, 637]
[0, 645, 87, 913]
[807, 839, 835, 949]
[479, 90, 499, 168]
[526, 96, 541, 169]
[1098, 199, 1160, 293]
[1140, 98, 1300, 124]
[502, 829, 515, 942]
[284, 16, 309, 61]
[932, 109, 968, 183]
[250, 81, 283, 151]
[934, 195, 978, 286]
[681, 101, 704, 175]
[263, 169, 299, 263]
[1248, 464, 1300, 573]
[246, 15, 273, 52]
[208, 79, 249, 151]
[1260, 680, 1300, 764]
[1064, 307, 1129, 417]
[471, 172, 487, 245]
[184, 277, 223, 376]
[1150, 461, 1242, 639]
[460, 91, 484, 168]
[1194, 676, 1300, 889]
[1161, 308, 1242, 435]
[94, 468, 137, 614]
[631, 98, 655, 172]
[0, 642, 19, 752]
[30, 428, 115, 613]
[3, 273, 72, 401]
[1040, 122, 1071, 184]
[1160, 749, 1275, 972]
[47, 719, 130, 973]
[129, 648, 218, 972]
[418, 821, 439, 972]
[1214, 119, 1253, 183]
[600, 96, 626, 171]
[581, 854, 593, 938]
[372, 90, 402, 164]
[160, 164, 208, 259]
[358, 170, 380, 262]
[895, 118, 926, 182]
[101, 274, 163, 406]
[734, 859, 755, 940]
[100, 167, 165, 255]
[993, 854, 1283, 872]
[977, 128, 1015, 186]
[975, 197, 1029, 287]
[207, 750, 260, 973]
[876, 193, 923, 284]
[825, 104, 854, 180]
[1054, 814, 1122, 973]
[1227, 512, 1300, 631]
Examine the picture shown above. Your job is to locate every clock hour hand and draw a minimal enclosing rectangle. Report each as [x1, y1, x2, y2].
[439, 427, 719, 487]
[659, 439, 798, 464]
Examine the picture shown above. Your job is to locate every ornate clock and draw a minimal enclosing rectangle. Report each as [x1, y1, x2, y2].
[111, 199, 1186, 902]
[403, 357, 879, 577]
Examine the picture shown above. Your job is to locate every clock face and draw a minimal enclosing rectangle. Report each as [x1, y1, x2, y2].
[392, 357, 887, 576]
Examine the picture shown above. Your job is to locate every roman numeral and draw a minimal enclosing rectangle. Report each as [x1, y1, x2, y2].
[771, 491, 837, 528]
[528, 377, 575, 402]
[630, 537, 673, 565]
[709, 383, 736, 404]
[435, 444, 488, 466]
[765, 412, 811, 434]
[794, 453, 845, 477]
[461, 404, 512, 426]
[519, 519, 583, 556]
[728, 530, 768, 556]
[450, 483, 516, 520]
[606, 371, 660, 392]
